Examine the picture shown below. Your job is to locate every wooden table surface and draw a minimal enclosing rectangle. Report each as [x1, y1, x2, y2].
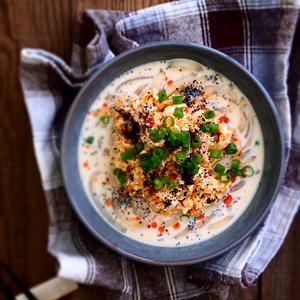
[0, 1, 299, 299]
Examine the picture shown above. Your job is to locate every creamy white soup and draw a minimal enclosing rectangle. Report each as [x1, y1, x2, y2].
[79, 59, 264, 246]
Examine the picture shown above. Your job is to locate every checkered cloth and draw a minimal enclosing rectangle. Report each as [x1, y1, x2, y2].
[20, 1, 300, 299]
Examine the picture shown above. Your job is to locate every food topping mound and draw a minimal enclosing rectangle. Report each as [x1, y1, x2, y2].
[110, 83, 249, 217]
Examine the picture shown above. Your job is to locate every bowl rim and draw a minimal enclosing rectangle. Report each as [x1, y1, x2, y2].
[61, 41, 285, 265]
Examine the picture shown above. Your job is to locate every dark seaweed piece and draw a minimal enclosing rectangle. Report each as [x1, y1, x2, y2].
[116, 108, 140, 144]
[206, 198, 213, 204]
[164, 199, 172, 209]
[181, 169, 194, 185]
[181, 85, 203, 107]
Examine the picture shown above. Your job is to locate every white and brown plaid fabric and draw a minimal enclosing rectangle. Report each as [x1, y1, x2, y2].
[20, 1, 300, 299]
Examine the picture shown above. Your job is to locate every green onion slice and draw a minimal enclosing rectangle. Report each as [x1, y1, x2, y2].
[219, 173, 231, 183]
[192, 137, 201, 147]
[204, 110, 215, 119]
[153, 176, 168, 190]
[231, 159, 240, 170]
[139, 148, 168, 171]
[172, 95, 183, 104]
[85, 136, 94, 144]
[157, 89, 168, 102]
[180, 131, 191, 151]
[191, 153, 203, 164]
[120, 143, 144, 161]
[201, 122, 219, 133]
[139, 153, 150, 161]
[134, 142, 144, 153]
[214, 163, 225, 174]
[139, 156, 153, 171]
[162, 116, 175, 128]
[181, 159, 200, 174]
[113, 168, 127, 184]
[225, 143, 238, 154]
[174, 107, 184, 119]
[168, 179, 177, 190]
[175, 151, 187, 164]
[241, 165, 254, 177]
[149, 128, 167, 141]
[120, 148, 136, 160]
[152, 147, 168, 160]
[229, 159, 242, 175]
[255, 140, 260, 146]
[210, 149, 221, 158]
[153, 177, 163, 190]
[180, 214, 190, 221]
[167, 128, 181, 147]
[100, 115, 110, 125]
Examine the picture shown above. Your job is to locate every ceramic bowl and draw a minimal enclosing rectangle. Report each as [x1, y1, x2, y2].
[61, 41, 285, 265]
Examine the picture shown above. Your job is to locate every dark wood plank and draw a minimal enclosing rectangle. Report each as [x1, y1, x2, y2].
[0, 35, 56, 298]
[228, 281, 259, 300]
[261, 210, 300, 300]
[0, 0, 73, 297]
[72, 0, 169, 13]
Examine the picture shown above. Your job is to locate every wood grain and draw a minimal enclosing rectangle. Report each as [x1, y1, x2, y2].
[261, 210, 300, 300]
[0, 0, 298, 299]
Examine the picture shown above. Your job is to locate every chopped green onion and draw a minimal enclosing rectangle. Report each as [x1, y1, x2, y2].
[172, 95, 183, 104]
[113, 168, 127, 184]
[175, 151, 186, 164]
[134, 142, 144, 153]
[162, 116, 175, 128]
[255, 140, 260, 146]
[181, 159, 200, 174]
[227, 168, 242, 177]
[153, 177, 163, 190]
[113, 168, 121, 175]
[219, 173, 231, 183]
[157, 89, 168, 102]
[85, 136, 94, 144]
[231, 159, 240, 170]
[139, 153, 150, 161]
[191, 153, 203, 164]
[120, 148, 136, 160]
[153, 176, 168, 190]
[139, 156, 154, 171]
[174, 107, 184, 119]
[192, 137, 201, 147]
[179, 131, 191, 151]
[210, 123, 219, 133]
[167, 133, 181, 147]
[100, 115, 110, 125]
[210, 149, 221, 158]
[149, 128, 167, 141]
[180, 214, 190, 221]
[166, 129, 191, 150]
[120, 143, 144, 161]
[225, 143, 238, 154]
[152, 147, 168, 160]
[214, 163, 225, 174]
[167, 128, 181, 147]
[139, 147, 168, 171]
[241, 165, 254, 177]
[201, 122, 219, 133]
[168, 179, 177, 190]
[204, 110, 215, 119]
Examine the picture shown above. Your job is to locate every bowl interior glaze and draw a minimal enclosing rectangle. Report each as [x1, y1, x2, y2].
[61, 42, 284, 265]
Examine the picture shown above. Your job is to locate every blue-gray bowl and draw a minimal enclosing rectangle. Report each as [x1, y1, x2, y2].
[61, 41, 285, 265]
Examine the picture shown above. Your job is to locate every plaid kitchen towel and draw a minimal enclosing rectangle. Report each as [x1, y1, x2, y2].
[20, 0, 300, 299]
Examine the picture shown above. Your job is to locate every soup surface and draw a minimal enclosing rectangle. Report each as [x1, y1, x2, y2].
[79, 59, 264, 246]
